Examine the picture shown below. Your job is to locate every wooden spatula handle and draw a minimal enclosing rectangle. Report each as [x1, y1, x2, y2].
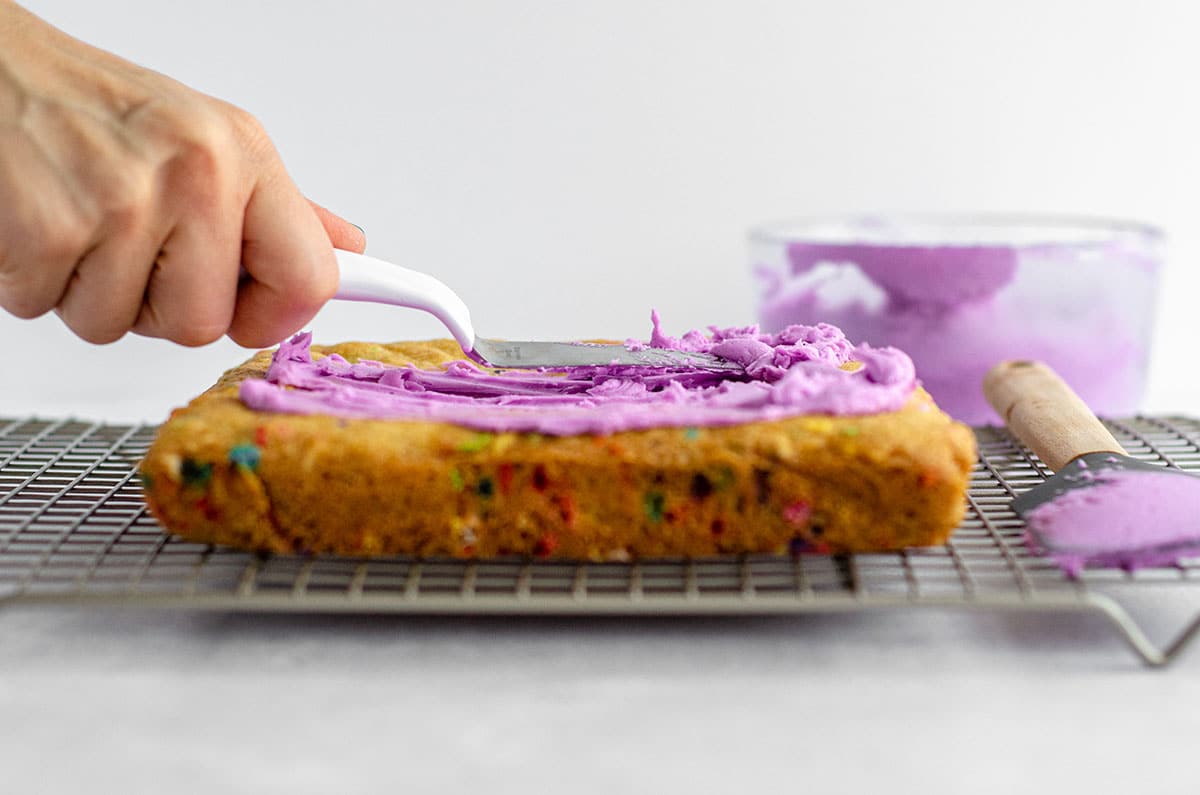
[982, 360, 1127, 471]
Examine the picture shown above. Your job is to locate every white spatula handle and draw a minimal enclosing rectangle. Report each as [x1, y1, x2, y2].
[332, 249, 476, 352]
[982, 360, 1126, 471]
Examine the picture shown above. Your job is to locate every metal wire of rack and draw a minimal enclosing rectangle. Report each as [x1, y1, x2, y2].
[2, 415, 1200, 666]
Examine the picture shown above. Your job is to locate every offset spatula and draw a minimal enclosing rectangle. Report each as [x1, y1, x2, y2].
[332, 250, 740, 370]
[983, 360, 1200, 573]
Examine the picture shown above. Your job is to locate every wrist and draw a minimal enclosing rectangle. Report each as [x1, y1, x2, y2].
[0, 4, 36, 117]
[0, 1, 31, 36]
[0, 3, 39, 60]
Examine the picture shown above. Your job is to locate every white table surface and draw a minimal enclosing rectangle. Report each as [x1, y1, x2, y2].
[2, 589, 1198, 794]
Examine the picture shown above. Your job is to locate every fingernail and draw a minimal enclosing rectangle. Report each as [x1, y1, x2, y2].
[351, 223, 366, 237]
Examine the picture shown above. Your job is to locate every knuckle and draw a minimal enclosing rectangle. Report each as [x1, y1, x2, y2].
[78, 325, 127, 345]
[0, 283, 53, 319]
[220, 102, 279, 170]
[179, 135, 222, 182]
[186, 98, 268, 151]
[221, 102, 267, 145]
[96, 169, 155, 234]
[226, 326, 278, 350]
[171, 322, 227, 348]
[224, 328, 258, 348]
[62, 313, 128, 345]
[14, 205, 92, 265]
[131, 100, 229, 199]
[37, 220, 93, 265]
[170, 153, 224, 215]
[157, 306, 229, 347]
[158, 108, 236, 213]
[0, 234, 89, 321]
[0, 253, 66, 320]
[138, 99, 225, 151]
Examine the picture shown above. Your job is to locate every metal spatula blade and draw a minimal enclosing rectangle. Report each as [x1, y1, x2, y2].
[470, 337, 742, 370]
[332, 250, 740, 371]
[1009, 451, 1187, 516]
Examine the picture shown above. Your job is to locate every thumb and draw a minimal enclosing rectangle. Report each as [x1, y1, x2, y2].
[308, 199, 367, 253]
[227, 177, 337, 348]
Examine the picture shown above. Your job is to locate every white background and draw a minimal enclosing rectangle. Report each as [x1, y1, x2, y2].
[2, 0, 1199, 420]
[4, 2, 1200, 793]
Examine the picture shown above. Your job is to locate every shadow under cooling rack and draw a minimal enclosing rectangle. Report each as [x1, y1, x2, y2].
[2, 415, 1200, 667]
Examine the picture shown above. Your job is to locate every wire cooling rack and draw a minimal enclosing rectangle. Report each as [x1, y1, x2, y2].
[2, 415, 1200, 666]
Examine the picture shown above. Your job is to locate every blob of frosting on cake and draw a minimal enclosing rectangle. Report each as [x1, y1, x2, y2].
[238, 313, 918, 435]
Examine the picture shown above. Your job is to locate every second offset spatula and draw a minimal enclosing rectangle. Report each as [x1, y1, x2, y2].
[983, 360, 1200, 574]
[332, 250, 740, 371]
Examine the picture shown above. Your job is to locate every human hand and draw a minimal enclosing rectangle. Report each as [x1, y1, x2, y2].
[0, 1, 365, 347]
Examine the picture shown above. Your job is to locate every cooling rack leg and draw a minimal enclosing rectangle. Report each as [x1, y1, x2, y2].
[1160, 612, 1200, 666]
[1086, 594, 1200, 668]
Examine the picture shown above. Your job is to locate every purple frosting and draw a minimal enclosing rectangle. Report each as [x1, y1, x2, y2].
[238, 313, 918, 435]
[1025, 469, 1200, 576]
[787, 242, 1019, 308]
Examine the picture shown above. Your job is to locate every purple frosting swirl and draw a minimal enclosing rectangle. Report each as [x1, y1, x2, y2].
[238, 313, 918, 435]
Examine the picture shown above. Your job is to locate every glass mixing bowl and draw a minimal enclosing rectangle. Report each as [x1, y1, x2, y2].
[749, 214, 1163, 424]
